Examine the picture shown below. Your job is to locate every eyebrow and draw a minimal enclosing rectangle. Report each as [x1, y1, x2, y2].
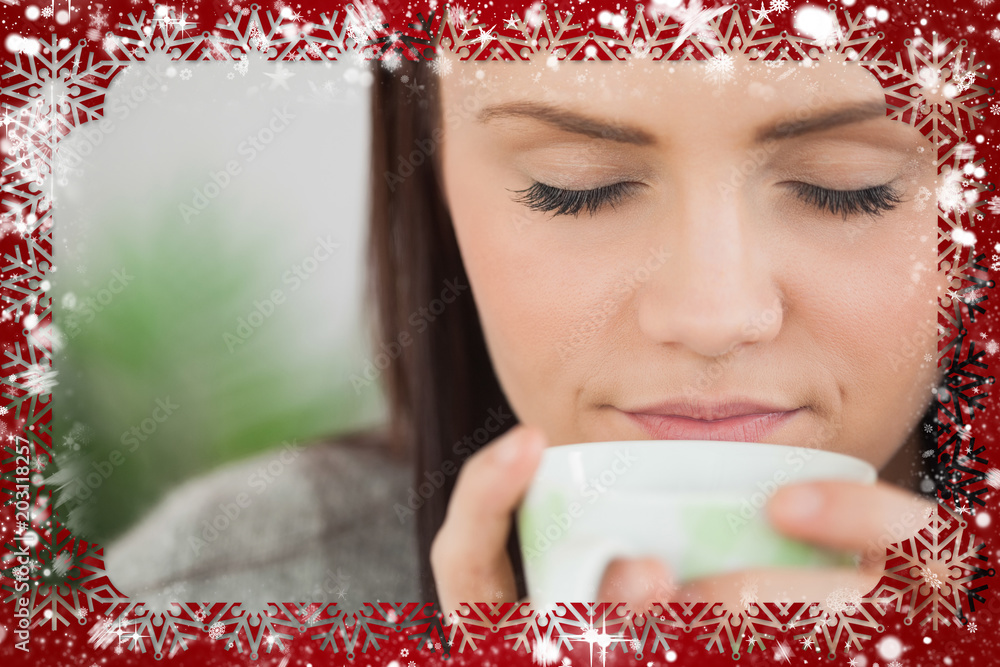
[758, 99, 888, 142]
[476, 99, 890, 146]
[477, 101, 656, 145]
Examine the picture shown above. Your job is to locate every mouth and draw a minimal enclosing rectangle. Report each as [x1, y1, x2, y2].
[618, 399, 803, 443]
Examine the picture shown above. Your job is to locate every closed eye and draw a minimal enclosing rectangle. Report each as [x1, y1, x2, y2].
[508, 180, 904, 220]
[508, 181, 641, 217]
[786, 181, 903, 220]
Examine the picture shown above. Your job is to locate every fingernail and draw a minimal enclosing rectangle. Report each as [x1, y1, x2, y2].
[771, 484, 824, 522]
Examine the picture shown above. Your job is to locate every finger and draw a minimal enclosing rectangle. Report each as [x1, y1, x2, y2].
[431, 425, 546, 616]
[678, 566, 883, 610]
[766, 480, 936, 556]
[596, 557, 676, 616]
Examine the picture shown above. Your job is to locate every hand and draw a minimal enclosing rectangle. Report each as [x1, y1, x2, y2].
[431, 424, 547, 618]
[595, 479, 938, 614]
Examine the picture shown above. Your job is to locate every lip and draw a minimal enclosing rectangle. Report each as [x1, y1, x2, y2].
[620, 399, 803, 443]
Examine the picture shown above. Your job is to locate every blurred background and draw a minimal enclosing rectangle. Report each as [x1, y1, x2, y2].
[48, 54, 385, 545]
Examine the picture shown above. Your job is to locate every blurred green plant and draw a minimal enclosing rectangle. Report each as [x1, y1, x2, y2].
[48, 199, 384, 543]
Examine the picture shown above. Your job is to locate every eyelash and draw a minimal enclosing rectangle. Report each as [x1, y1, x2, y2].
[508, 182, 639, 217]
[509, 181, 904, 219]
[786, 182, 904, 220]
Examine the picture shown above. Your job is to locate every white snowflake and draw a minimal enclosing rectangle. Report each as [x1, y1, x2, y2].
[400, 647, 409, 657]
[825, 586, 863, 614]
[474, 26, 495, 47]
[923, 423, 934, 434]
[962, 288, 983, 304]
[705, 52, 735, 85]
[991, 28, 1000, 43]
[923, 353, 934, 362]
[208, 622, 225, 639]
[179, 68, 192, 80]
[740, 577, 760, 610]
[937, 170, 970, 215]
[656, 1, 735, 59]
[770, 0, 789, 12]
[973, 0, 994, 6]
[430, 53, 453, 77]
[531, 637, 561, 666]
[22, 363, 58, 396]
[380, 51, 402, 73]
[41, 5, 53, 17]
[449, 3, 472, 32]
[90, 9, 109, 30]
[987, 195, 1000, 215]
[968, 621, 978, 632]
[345, 0, 385, 44]
[920, 566, 943, 590]
[985, 467, 1000, 490]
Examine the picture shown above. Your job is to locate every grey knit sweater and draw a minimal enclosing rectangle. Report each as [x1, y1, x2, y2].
[103, 431, 421, 614]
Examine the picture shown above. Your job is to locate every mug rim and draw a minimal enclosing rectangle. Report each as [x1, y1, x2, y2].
[532, 439, 877, 483]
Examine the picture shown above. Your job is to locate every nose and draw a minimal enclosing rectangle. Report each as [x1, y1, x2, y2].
[635, 180, 784, 358]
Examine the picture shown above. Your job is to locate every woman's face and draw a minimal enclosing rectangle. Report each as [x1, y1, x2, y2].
[437, 56, 946, 471]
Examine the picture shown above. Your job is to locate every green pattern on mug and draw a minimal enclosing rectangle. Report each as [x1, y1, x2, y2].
[678, 505, 855, 581]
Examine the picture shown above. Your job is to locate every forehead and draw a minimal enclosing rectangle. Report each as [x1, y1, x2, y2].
[438, 55, 888, 141]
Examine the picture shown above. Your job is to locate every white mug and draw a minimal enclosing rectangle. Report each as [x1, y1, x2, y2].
[515, 440, 876, 611]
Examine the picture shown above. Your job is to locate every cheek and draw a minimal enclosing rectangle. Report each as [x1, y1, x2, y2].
[443, 156, 582, 397]
[444, 156, 634, 427]
[784, 213, 940, 458]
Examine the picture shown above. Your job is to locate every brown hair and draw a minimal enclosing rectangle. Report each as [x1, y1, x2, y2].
[365, 56, 941, 607]
[367, 57, 523, 605]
